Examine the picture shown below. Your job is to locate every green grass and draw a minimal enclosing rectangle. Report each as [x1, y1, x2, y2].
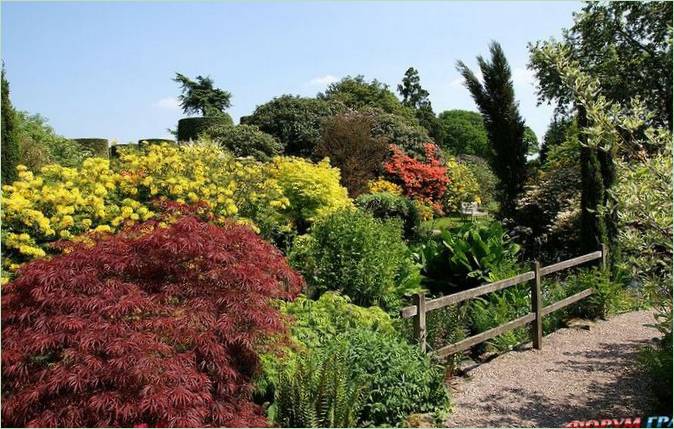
[421, 214, 493, 233]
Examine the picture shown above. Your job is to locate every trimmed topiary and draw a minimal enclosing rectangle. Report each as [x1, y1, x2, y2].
[177, 115, 233, 142]
[72, 138, 109, 158]
[1, 212, 303, 427]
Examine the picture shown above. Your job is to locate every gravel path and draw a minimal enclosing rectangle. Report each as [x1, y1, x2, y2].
[446, 311, 660, 428]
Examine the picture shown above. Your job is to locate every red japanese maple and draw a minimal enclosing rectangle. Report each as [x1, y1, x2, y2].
[2, 215, 303, 427]
[384, 143, 449, 211]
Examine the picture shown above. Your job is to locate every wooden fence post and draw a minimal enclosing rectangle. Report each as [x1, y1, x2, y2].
[414, 292, 427, 352]
[601, 243, 608, 272]
[531, 261, 543, 350]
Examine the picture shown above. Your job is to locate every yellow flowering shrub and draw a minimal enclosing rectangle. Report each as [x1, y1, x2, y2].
[367, 178, 402, 195]
[1, 160, 153, 283]
[443, 156, 481, 212]
[267, 157, 352, 231]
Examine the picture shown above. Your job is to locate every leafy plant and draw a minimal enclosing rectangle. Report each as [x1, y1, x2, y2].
[201, 124, 282, 161]
[355, 191, 421, 240]
[289, 209, 420, 311]
[325, 329, 450, 426]
[1, 214, 303, 427]
[416, 221, 520, 285]
[469, 285, 531, 352]
[271, 347, 367, 428]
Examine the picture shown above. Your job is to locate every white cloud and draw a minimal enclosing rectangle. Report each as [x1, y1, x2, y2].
[153, 96, 181, 111]
[308, 74, 339, 86]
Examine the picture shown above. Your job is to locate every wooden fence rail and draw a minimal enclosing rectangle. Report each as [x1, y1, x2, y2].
[401, 244, 608, 356]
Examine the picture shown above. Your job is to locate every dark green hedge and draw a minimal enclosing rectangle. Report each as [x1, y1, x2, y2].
[138, 139, 176, 148]
[72, 138, 109, 158]
[177, 115, 233, 142]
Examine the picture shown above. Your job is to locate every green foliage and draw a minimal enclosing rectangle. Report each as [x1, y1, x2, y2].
[355, 192, 421, 241]
[202, 124, 282, 161]
[639, 331, 673, 414]
[416, 221, 520, 285]
[71, 138, 109, 158]
[319, 75, 415, 121]
[272, 347, 367, 428]
[315, 113, 388, 196]
[540, 115, 577, 164]
[443, 156, 480, 212]
[529, 2, 672, 130]
[174, 72, 232, 116]
[325, 329, 449, 426]
[289, 209, 420, 311]
[523, 126, 539, 157]
[398, 67, 443, 142]
[176, 115, 234, 142]
[457, 155, 498, 206]
[15, 112, 95, 170]
[282, 292, 396, 351]
[438, 110, 489, 158]
[469, 285, 531, 352]
[457, 43, 528, 217]
[2, 66, 20, 184]
[241, 95, 346, 157]
[357, 107, 431, 159]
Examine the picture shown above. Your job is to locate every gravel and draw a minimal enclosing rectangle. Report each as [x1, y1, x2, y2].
[445, 311, 661, 428]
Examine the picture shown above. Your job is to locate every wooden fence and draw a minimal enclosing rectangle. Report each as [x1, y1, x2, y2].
[401, 244, 608, 357]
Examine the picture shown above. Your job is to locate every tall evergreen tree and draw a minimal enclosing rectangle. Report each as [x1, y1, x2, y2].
[397, 67, 442, 143]
[456, 42, 528, 218]
[2, 65, 20, 184]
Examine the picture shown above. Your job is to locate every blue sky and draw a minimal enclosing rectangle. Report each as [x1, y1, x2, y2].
[2, 1, 581, 144]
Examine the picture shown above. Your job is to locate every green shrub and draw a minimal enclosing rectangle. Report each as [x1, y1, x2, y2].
[271, 347, 367, 428]
[202, 124, 282, 161]
[572, 268, 631, 320]
[256, 292, 396, 401]
[416, 221, 520, 286]
[469, 284, 531, 352]
[71, 138, 109, 158]
[177, 115, 233, 141]
[458, 155, 498, 206]
[639, 331, 673, 414]
[325, 329, 449, 426]
[289, 209, 420, 310]
[282, 292, 395, 350]
[138, 138, 175, 148]
[355, 192, 421, 240]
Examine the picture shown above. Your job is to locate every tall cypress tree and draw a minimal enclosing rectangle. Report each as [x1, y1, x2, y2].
[456, 42, 528, 218]
[2, 65, 20, 184]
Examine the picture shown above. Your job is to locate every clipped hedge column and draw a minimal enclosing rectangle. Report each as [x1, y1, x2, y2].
[72, 138, 109, 158]
[177, 115, 233, 142]
[138, 139, 176, 149]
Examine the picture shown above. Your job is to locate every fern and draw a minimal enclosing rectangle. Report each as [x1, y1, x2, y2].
[273, 347, 367, 427]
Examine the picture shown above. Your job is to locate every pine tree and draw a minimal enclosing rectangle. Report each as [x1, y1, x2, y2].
[456, 42, 528, 218]
[174, 73, 232, 116]
[397, 67, 443, 143]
